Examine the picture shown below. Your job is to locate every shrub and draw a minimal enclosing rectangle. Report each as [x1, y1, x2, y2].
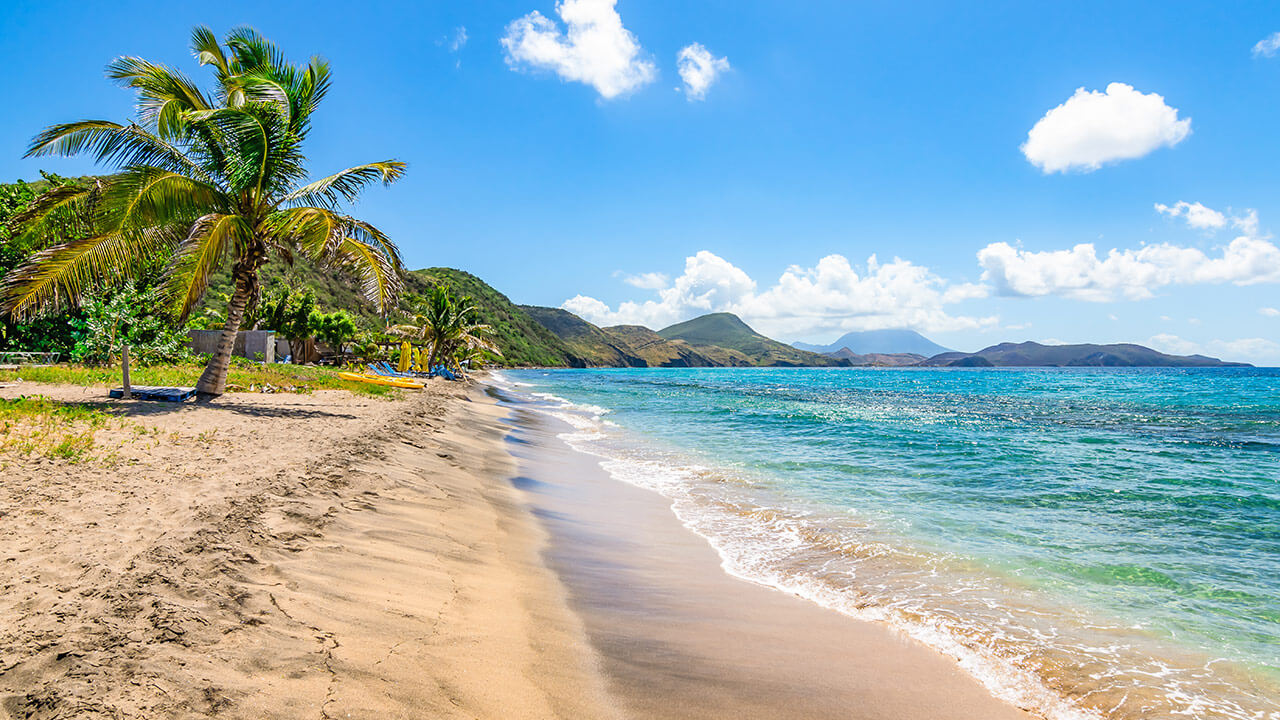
[71, 282, 191, 366]
[310, 309, 358, 355]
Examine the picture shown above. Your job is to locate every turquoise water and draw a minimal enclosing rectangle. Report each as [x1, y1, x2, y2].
[495, 367, 1280, 720]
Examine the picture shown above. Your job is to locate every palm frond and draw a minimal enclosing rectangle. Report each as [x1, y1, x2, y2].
[0, 227, 181, 320]
[3, 180, 101, 252]
[6, 182, 95, 232]
[162, 214, 250, 318]
[225, 27, 287, 75]
[229, 72, 292, 125]
[190, 25, 229, 78]
[187, 105, 302, 196]
[25, 120, 212, 181]
[96, 167, 226, 234]
[342, 216, 404, 270]
[282, 161, 406, 208]
[107, 56, 211, 138]
[265, 206, 345, 257]
[326, 236, 401, 314]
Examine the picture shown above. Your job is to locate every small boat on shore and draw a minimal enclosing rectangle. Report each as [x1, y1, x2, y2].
[337, 372, 425, 389]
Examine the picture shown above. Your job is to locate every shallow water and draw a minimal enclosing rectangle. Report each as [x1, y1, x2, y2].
[492, 367, 1280, 720]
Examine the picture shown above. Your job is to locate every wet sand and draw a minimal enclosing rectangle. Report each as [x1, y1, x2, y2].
[498, 391, 1035, 720]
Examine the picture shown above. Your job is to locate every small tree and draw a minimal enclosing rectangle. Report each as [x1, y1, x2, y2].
[310, 309, 357, 357]
[256, 286, 315, 362]
[72, 282, 191, 365]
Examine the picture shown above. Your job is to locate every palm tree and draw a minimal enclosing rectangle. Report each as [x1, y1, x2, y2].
[389, 286, 500, 374]
[0, 26, 405, 397]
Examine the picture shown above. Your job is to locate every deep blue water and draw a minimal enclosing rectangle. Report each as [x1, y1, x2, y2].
[496, 367, 1280, 720]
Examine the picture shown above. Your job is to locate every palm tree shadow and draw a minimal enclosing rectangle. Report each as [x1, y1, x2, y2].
[78, 397, 360, 420]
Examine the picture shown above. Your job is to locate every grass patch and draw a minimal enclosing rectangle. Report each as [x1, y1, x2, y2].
[0, 359, 399, 397]
[0, 396, 112, 462]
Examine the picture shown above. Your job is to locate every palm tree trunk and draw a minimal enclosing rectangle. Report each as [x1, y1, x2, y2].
[195, 253, 262, 397]
[426, 339, 439, 376]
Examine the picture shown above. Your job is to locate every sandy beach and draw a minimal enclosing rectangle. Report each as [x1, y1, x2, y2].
[0, 382, 613, 719]
[1, 379, 1033, 719]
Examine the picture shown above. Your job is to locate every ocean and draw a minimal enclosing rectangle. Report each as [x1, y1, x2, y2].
[491, 366, 1280, 720]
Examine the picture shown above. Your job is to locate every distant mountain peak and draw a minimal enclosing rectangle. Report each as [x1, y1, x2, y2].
[794, 329, 952, 356]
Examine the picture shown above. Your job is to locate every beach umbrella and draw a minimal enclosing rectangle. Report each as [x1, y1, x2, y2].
[398, 341, 411, 373]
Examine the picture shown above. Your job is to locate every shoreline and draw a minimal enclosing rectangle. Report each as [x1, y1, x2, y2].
[494, 383, 1036, 720]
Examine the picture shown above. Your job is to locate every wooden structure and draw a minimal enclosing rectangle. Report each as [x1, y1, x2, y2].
[109, 386, 197, 402]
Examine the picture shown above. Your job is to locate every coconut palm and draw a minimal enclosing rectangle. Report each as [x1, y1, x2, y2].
[0, 26, 405, 396]
[389, 286, 500, 374]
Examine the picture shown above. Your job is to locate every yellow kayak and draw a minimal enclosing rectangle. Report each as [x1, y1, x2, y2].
[338, 372, 425, 389]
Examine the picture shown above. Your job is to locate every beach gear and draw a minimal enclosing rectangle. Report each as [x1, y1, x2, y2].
[337, 371, 425, 389]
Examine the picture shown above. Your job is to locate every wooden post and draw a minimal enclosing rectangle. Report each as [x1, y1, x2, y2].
[121, 345, 131, 399]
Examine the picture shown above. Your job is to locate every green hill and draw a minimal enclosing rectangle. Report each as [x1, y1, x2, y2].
[517, 309, 846, 368]
[518, 306, 644, 367]
[406, 269, 582, 367]
[657, 313, 844, 367]
[599, 325, 732, 367]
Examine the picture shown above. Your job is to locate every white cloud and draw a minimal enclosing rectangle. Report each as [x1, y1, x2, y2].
[1232, 209, 1260, 237]
[1148, 333, 1201, 356]
[501, 0, 656, 99]
[676, 43, 729, 101]
[562, 250, 996, 338]
[622, 271, 668, 290]
[1021, 83, 1191, 173]
[448, 26, 468, 52]
[1253, 32, 1280, 58]
[1155, 201, 1261, 235]
[1148, 334, 1280, 365]
[978, 233, 1280, 301]
[1155, 201, 1226, 230]
[1261, 307, 1280, 317]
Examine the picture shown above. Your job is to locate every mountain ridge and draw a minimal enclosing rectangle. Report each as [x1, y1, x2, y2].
[920, 341, 1248, 368]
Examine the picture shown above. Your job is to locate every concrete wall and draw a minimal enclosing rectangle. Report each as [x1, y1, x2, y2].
[187, 330, 276, 363]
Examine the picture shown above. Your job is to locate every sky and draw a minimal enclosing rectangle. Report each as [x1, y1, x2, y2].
[2, 0, 1279, 363]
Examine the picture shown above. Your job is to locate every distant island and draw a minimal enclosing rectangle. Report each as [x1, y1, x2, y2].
[794, 329, 952, 357]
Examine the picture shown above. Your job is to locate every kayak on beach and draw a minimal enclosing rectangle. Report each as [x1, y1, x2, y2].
[337, 372, 425, 389]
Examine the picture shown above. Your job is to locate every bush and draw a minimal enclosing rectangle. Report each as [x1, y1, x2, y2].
[310, 309, 358, 355]
[71, 282, 191, 366]
[255, 286, 315, 360]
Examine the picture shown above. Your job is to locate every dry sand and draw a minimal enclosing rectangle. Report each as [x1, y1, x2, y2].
[0, 382, 615, 720]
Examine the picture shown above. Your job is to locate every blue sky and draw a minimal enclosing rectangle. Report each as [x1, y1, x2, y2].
[2, 1, 1280, 362]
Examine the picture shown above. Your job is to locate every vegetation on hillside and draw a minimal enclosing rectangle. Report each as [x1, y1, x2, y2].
[390, 285, 500, 374]
[657, 313, 843, 367]
[519, 306, 644, 367]
[409, 268, 580, 367]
